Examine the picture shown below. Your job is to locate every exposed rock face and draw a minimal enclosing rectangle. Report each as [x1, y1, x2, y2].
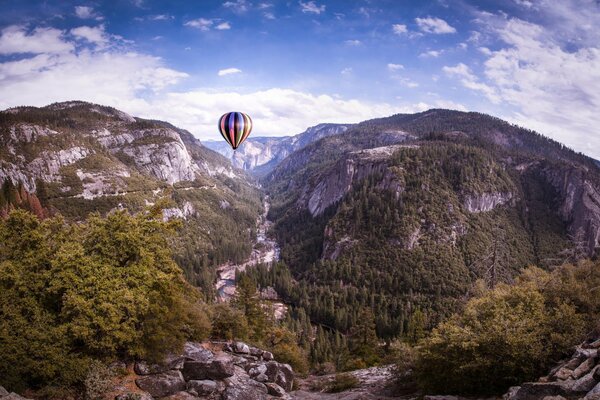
[505, 337, 600, 400]
[112, 341, 296, 400]
[302, 145, 411, 217]
[205, 123, 351, 174]
[541, 163, 600, 254]
[463, 192, 514, 213]
[0, 102, 239, 196]
[135, 370, 186, 398]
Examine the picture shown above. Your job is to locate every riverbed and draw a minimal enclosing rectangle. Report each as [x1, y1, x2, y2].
[215, 196, 284, 316]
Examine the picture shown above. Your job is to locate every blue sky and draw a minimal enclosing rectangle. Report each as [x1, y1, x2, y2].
[1, 0, 600, 158]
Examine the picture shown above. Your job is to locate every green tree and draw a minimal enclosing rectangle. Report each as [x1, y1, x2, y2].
[415, 277, 585, 395]
[232, 274, 269, 341]
[0, 208, 210, 391]
[348, 307, 380, 367]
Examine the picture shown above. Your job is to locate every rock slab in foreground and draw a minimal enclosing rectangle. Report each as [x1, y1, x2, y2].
[135, 370, 186, 398]
[505, 338, 600, 400]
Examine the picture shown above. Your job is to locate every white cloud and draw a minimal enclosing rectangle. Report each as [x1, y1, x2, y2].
[149, 14, 174, 21]
[344, 39, 361, 46]
[70, 25, 108, 46]
[299, 1, 325, 14]
[263, 12, 276, 20]
[216, 22, 231, 30]
[434, 99, 468, 111]
[0, 26, 74, 54]
[419, 50, 442, 58]
[75, 6, 102, 20]
[387, 63, 404, 71]
[392, 24, 408, 35]
[258, 2, 273, 9]
[218, 67, 242, 76]
[0, 24, 431, 141]
[135, 89, 427, 138]
[415, 17, 456, 34]
[340, 67, 352, 75]
[223, 0, 250, 13]
[477, 11, 600, 157]
[442, 62, 499, 102]
[184, 18, 214, 31]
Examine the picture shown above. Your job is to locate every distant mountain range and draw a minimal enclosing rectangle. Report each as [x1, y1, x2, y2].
[204, 123, 350, 176]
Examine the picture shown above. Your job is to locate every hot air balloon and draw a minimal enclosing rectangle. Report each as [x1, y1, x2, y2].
[218, 111, 253, 150]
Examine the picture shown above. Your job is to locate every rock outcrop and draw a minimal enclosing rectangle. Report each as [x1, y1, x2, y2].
[0, 102, 239, 195]
[462, 192, 514, 213]
[112, 341, 294, 400]
[505, 336, 600, 400]
[301, 145, 411, 217]
[540, 163, 600, 255]
[205, 123, 351, 174]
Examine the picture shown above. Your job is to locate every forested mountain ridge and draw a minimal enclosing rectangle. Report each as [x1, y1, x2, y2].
[0, 101, 262, 294]
[204, 123, 351, 175]
[262, 108, 600, 341]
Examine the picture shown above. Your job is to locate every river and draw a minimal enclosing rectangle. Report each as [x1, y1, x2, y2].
[215, 196, 284, 315]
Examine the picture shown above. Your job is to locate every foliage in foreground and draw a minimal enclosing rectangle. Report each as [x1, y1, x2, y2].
[415, 262, 600, 395]
[0, 208, 211, 391]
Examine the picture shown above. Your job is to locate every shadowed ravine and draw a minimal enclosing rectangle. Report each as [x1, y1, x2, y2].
[215, 195, 282, 305]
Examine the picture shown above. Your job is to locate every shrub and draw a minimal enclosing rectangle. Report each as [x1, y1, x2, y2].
[415, 271, 586, 395]
[326, 373, 359, 393]
[84, 361, 114, 400]
[0, 209, 210, 390]
[265, 327, 309, 374]
[210, 303, 249, 341]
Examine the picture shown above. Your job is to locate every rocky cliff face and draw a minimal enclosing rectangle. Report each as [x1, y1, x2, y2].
[204, 123, 351, 175]
[540, 162, 600, 255]
[301, 145, 410, 217]
[0, 101, 240, 198]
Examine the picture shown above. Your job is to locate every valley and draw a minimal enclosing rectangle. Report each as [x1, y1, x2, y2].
[215, 195, 281, 302]
[2, 102, 600, 399]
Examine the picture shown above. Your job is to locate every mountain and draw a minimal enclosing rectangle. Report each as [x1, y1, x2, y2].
[0, 101, 262, 295]
[204, 123, 351, 175]
[262, 108, 600, 340]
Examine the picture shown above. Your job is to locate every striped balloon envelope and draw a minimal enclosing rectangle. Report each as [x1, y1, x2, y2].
[218, 111, 253, 150]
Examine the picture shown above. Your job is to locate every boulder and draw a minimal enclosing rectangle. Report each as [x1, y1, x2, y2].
[183, 343, 214, 362]
[162, 392, 199, 400]
[254, 373, 269, 383]
[265, 362, 294, 392]
[134, 361, 169, 376]
[222, 378, 268, 400]
[182, 359, 235, 381]
[551, 367, 573, 381]
[234, 342, 250, 354]
[249, 347, 264, 357]
[585, 382, 600, 400]
[248, 363, 268, 378]
[265, 382, 287, 397]
[262, 352, 274, 361]
[2, 394, 32, 400]
[114, 394, 153, 400]
[508, 382, 570, 400]
[135, 370, 186, 398]
[574, 358, 598, 379]
[187, 380, 218, 395]
[0, 386, 8, 396]
[572, 368, 599, 393]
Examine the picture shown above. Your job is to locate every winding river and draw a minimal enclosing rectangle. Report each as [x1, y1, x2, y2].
[215, 196, 281, 303]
